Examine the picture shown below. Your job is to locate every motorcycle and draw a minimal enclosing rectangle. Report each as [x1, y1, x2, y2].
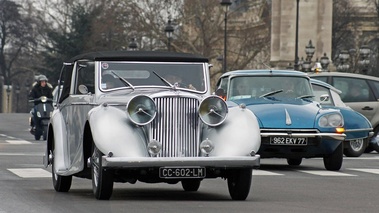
[29, 96, 54, 140]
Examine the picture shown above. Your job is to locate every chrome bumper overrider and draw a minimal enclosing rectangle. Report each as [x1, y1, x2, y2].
[101, 155, 260, 168]
[260, 132, 346, 141]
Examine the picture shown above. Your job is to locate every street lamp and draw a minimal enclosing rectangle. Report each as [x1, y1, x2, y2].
[294, 0, 300, 70]
[301, 40, 315, 72]
[128, 37, 138, 51]
[359, 45, 371, 74]
[220, 0, 232, 73]
[337, 50, 350, 72]
[320, 53, 330, 72]
[164, 18, 174, 51]
[305, 40, 315, 61]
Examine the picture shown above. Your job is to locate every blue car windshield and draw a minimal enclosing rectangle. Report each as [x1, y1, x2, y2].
[99, 61, 206, 92]
[229, 76, 313, 100]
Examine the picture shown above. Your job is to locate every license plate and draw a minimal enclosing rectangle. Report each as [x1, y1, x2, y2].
[159, 167, 206, 178]
[270, 137, 308, 145]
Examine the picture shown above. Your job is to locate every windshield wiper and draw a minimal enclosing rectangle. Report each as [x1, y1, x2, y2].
[296, 95, 314, 99]
[259, 89, 283, 98]
[111, 71, 135, 90]
[151, 71, 174, 88]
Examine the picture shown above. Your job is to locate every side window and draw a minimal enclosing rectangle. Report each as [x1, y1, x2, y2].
[216, 77, 228, 94]
[333, 77, 374, 102]
[311, 84, 333, 106]
[58, 63, 74, 103]
[76, 61, 95, 94]
[368, 80, 379, 99]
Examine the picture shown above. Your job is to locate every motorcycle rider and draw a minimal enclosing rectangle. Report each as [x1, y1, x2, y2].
[29, 75, 53, 132]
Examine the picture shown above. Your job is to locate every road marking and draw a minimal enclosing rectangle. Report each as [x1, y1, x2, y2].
[5, 140, 32, 144]
[7, 168, 51, 178]
[253, 170, 284, 176]
[0, 153, 43, 156]
[298, 170, 356, 176]
[348, 168, 379, 174]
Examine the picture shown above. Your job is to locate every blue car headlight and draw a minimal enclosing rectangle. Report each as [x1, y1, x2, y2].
[318, 113, 343, 127]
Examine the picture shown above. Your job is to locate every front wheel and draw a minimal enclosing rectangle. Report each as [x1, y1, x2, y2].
[43, 126, 48, 140]
[323, 143, 343, 171]
[51, 141, 72, 192]
[34, 126, 41, 140]
[344, 139, 366, 157]
[91, 146, 114, 200]
[227, 169, 252, 200]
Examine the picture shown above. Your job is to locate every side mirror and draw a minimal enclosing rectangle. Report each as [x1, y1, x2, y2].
[319, 94, 329, 102]
[78, 84, 89, 94]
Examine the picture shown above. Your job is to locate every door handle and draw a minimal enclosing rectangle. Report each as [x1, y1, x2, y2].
[362, 106, 374, 110]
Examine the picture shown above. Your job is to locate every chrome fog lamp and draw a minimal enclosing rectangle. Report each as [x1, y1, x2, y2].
[126, 95, 157, 126]
[200, 138, 214, 155]
[319, 113, 343, 127]
[148, 140, 162, 156]
[199, 96, 228, 126]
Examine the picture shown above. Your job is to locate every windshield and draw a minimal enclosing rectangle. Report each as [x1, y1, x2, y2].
[99, 61, 206, 92]
[229, 76, 313, 100]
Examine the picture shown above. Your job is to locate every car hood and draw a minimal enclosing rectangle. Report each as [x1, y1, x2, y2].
[229, 98, 321, 128]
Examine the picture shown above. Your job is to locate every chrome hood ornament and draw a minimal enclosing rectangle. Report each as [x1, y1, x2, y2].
[285, 108, 292, 126]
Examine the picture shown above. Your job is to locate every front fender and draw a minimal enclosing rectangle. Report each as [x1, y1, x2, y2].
[88, 104, 148, 157]
[202, 106, 261, 156]
[48, 111, 70, 174]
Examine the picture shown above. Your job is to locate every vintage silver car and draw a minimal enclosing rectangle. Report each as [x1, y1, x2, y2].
[43, 51, 261, 200]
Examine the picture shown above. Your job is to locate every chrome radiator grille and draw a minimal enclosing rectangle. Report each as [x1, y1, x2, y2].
[151, 97, 200, 157]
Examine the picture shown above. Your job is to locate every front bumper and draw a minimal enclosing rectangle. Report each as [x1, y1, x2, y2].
[258, 131, 346, 158]
[260, 132, 346, 141]
[102, 155, 260, 169]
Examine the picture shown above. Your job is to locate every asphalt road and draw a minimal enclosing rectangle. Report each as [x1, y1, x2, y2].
[0, 113, 378, 213]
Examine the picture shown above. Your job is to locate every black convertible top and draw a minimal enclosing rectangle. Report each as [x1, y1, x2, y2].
[67, 51, 209, 63]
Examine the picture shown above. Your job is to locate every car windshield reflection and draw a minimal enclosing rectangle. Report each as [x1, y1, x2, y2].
[99, 62, 206, 92]
[229, 76, 313, 100]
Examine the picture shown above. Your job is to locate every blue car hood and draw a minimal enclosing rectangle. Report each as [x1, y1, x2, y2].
[231, 99, 321, 129]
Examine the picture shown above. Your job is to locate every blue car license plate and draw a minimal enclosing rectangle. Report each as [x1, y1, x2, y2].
[270, 137, 308, 145]
[159, 167, 206, 178]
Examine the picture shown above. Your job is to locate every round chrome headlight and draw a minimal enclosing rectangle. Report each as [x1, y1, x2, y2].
[199, 96, 228, 126]
[41, 96, 47, 102]
[126, 95, 157, 126]
[318, 113, 343, 127]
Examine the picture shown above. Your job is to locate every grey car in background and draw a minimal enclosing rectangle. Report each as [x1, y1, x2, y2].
[309, 72, 379, 153]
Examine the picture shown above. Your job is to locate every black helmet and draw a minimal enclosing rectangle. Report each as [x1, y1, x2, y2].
[38, 75, 48, 82]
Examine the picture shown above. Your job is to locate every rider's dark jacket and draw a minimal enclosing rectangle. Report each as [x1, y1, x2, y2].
[29, 83, 53, 101]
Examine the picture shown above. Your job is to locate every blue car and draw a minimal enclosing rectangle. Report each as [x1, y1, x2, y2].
[311, 78, 373, 157]
[216, 70, 346, 171]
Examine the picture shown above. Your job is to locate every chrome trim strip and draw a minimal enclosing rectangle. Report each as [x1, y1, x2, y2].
[344, 128, 373, 133]
[102, 155, 260, 168]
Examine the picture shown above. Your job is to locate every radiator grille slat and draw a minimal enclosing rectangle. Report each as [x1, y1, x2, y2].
[151, 97, 200, 157]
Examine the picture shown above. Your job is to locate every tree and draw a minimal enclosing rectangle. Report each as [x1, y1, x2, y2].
[31, 0, 99, 84]
[0, 0, 36, 86]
